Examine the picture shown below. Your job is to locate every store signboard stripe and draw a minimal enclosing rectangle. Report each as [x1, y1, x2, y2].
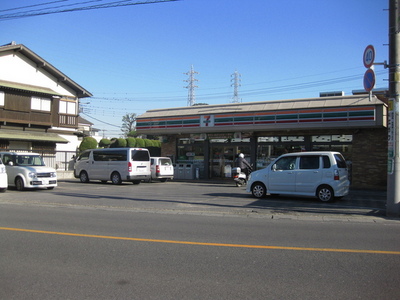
[137, 106, 377, 129]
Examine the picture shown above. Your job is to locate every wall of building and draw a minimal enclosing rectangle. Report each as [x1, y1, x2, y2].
[351, 128, 387, 189]
[161, 135, 177, 159]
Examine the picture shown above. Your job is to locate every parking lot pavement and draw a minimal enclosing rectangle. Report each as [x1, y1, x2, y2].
[170, 179, 392, 221]
[36, 178, 396, 222]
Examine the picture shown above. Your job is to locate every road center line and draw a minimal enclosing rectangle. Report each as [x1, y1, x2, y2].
[1, 226, 399, 255]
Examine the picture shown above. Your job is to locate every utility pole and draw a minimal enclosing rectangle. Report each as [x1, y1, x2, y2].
[184, 65, 198, 106]
[387, 0, 400, 217]
[231, 70, 242, 103]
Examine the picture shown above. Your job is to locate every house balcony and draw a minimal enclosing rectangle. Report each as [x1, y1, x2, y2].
[0, 109, 52, 126]
[58, 114, 77, 128]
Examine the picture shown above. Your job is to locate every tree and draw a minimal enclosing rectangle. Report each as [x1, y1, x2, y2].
[99, 138, 111, 148]
[136, 138, 145, 148]
[126, 137, 136, 147]
[127, 130, 137, 137]
[110, 138, 127, 148]
[144, 139, 154, 147]
[121, 113, 136, 137]
[79, 137, 97, 152]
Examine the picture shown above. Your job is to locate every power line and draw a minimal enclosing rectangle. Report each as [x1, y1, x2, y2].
[89, 69, 387, 103]
[0, 0, 179, 21]
[81, 112, 121, 127]
[0, 0, 69, 13]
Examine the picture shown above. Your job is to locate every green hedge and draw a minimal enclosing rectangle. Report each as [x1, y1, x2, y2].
[95, 137, 160, 149]
[79, 137, 98, 152]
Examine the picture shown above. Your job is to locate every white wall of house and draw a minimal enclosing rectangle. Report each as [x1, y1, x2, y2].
[0, 52, 76, 97]
[57, 135, 80, 152]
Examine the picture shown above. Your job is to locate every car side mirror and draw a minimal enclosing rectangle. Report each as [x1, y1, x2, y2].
[8, 161, 13, 166]
[272, 164, 277, 171]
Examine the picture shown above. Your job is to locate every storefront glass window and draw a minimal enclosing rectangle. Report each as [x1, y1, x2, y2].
[177, 142, 205, 178]
[256, 144, 305, 169]
[312, 144, 352, 157]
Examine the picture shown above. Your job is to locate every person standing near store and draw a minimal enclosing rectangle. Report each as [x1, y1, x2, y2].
[236, 153, 252, 177]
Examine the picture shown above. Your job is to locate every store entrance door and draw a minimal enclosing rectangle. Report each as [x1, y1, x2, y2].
[210, 146, 234, 178]
[210, 145, 251, 178]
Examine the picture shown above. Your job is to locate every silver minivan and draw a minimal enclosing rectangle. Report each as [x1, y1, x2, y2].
[74, 148, 151, 184]
[246, 151, 350, 202]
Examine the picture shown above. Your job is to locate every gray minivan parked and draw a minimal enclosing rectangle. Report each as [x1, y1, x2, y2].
[246, 151, 350, 202]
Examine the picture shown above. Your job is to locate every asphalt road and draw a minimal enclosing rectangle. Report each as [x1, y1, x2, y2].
[0, 181, 399, 299]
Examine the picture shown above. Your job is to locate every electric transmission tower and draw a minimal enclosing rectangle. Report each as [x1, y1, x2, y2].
[184, 65, 199, 106]
[231, 70, 241, 103]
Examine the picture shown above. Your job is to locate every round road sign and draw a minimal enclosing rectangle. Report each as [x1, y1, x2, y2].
[363, 45, 375, 68]
[363, 69, 375, 92]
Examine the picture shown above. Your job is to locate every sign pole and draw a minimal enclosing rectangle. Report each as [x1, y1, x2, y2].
[387, 0, 400, 217]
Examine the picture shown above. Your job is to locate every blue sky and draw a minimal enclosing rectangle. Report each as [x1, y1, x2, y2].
[1, 0, 388, 137]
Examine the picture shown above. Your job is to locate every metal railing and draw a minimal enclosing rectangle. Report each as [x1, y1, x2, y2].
[6, 149, 77, 171]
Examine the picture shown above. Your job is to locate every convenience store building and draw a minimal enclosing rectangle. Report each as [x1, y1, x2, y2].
[136, 94, 388, 189]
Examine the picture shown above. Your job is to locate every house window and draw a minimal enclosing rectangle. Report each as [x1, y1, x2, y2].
[59, 100, 76, 115]
[0, 91, 5, 106]
[31, 96, 51, 111]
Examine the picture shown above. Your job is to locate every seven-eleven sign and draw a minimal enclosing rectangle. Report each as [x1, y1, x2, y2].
[200, 115, 214, 127]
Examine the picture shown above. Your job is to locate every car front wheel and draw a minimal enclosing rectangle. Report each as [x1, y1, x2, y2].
[251, 182, 266, 198]
[15, 177, 24, 191]
[79, 171, 89, 183]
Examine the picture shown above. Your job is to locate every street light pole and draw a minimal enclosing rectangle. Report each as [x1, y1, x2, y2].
[387, 0, 400, 217]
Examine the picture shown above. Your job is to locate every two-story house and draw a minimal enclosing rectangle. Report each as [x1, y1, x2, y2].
[0, 42, 92, 153]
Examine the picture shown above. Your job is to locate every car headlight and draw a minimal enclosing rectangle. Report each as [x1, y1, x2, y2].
[28, 172, 36, 178]
[50, 172, 57, 178]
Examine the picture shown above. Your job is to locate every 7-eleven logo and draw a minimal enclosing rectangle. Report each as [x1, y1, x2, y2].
[201, 115, 214, 127]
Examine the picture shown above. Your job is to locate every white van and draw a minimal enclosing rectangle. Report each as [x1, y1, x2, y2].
[0, 152, 57, 191]
[150, 157, 174, 182]
[0, 157, 7, 192]
[74, 148, 151, 184]
[246, 151, 350, 202]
